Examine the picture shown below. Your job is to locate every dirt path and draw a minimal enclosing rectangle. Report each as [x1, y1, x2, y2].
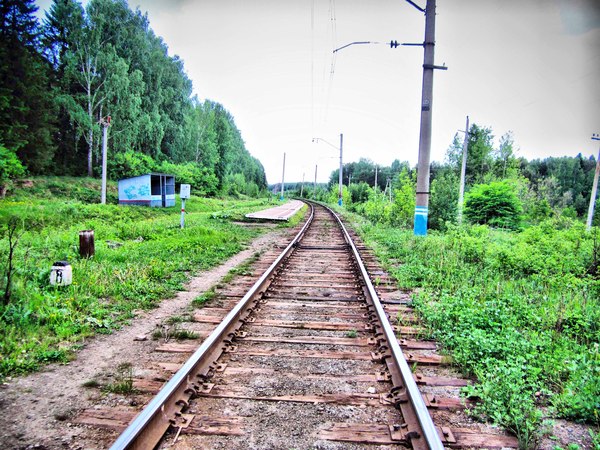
[0, 225, 292, 450]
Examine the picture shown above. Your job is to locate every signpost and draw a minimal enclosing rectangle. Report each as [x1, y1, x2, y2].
[180, 184, 191, 229]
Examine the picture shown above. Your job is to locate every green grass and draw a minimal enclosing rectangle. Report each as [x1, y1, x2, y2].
[0, 177, 276, 379]
[349, 213, 599, 449]
[151, 323, 200, 341]
[102, 362, 136, 395]
[192, 287, 217, 308]
[164, 314, 195, 325]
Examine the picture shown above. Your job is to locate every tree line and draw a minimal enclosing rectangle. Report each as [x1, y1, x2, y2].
[308, 124, 598, 230]
[0, 0, 267, 197]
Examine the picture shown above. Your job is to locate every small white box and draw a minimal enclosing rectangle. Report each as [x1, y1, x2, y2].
[50, 261, 72, 286]
[180, 184, 191, 199]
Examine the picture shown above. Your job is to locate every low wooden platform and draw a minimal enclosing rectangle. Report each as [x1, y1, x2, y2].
[245, 199, 304, 221]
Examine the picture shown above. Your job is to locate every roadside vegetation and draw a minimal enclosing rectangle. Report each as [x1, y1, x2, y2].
[0, 177, 277, 379]
[357, 219, 599, 448]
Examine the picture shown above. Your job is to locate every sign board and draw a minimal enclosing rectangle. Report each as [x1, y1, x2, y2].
[180, 184, 191, 199]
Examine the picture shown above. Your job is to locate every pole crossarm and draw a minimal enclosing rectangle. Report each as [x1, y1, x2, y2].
[423, 63, 447, 70]
[405, 0, 425, 12]
[312, 137, 338, 150]
[333, 41, 379, 53]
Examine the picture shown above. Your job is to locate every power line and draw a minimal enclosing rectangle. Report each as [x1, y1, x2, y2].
[311, 0, 315, 136]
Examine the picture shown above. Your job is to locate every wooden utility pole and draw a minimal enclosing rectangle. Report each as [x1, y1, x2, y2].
[457, 116, 469, 225]
[587, 133, 600, 231]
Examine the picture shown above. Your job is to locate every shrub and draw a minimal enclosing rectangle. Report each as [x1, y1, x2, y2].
[464, 180, 522, 230]
[156, 161, 218, 196]
[108, 151, 156, 180]
[0, 145, 26, 197]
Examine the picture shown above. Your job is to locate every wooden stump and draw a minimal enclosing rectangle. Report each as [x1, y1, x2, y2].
[79, 230, 95, 258]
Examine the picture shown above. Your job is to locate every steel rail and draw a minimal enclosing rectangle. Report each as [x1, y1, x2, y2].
[110, 203, 314, 450]
[325, 203, 444, 450]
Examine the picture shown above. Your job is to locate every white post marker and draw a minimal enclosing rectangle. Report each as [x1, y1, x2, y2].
[180, 184, 191, 229]
[587, 134, 600, 231]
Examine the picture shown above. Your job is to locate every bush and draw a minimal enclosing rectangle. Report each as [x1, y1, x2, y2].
[349, 182, 371, 204]
[108, 151, 156, 180]
[429, 171, 459, 230]
[464, 180, 523, 230]
[0, 145, 26, 197]
[156, 161, 218, 196]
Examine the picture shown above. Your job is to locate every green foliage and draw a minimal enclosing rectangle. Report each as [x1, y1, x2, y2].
[429, 170, 459, 230]
[348, 182, 371, 204]
[152, 323, 199, 341]
[0, 0, 266, 193]
[0, 0, 56, 174]
[552, 346, 600, 422]
[157, 160, 219, 196]
[590, 425, 600, 450]
[329, 158, 409, 193]
[352, 216, 600, 444]
[389, 168, 415, 228]
[345, 329, 358, 338]
[102, 362, 136, 394]
[356, 193, 391, 224]
[327, 184, 351, 206]
[0, 184, 272, 379]
[0, 146, 26, 196]
[192, 287, 216, 308]
[108, 151, 156, 180]
[464, 180, 523, 229]
[4, 176, 117, 204]
[524, 154, 596, 216]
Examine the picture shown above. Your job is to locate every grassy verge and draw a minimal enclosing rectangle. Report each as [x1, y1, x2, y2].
[0, 178, 277, 379]
[345, 211, 599, 449]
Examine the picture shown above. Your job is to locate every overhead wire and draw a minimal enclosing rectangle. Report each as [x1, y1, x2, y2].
[311, 0, 315, 137]
[322, 0, 337, 124]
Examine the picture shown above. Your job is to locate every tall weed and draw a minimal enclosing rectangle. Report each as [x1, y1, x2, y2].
[356, 217, 599, 446]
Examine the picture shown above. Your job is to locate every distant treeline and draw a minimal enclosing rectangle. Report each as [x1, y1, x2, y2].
[0, 0, 267, 196]
[289, 124, 598, 230]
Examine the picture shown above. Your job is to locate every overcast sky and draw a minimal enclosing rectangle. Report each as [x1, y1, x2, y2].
[36, 0, 600, 184]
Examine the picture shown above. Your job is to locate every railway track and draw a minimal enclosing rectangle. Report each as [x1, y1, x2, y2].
[76, 202, 518, 449]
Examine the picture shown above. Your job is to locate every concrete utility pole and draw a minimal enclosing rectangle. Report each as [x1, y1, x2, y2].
[374, 165, 378, 193]
[338, 133, 344, 206]
[100, 116, 111, 205]
[587, 133, 600, 231]
[300, 172, 305, 197]
[413, 0, 443, 236]
[313, 164, 318, 199]
[457, 115, 469, 225]
[280, 152, 286, 201]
